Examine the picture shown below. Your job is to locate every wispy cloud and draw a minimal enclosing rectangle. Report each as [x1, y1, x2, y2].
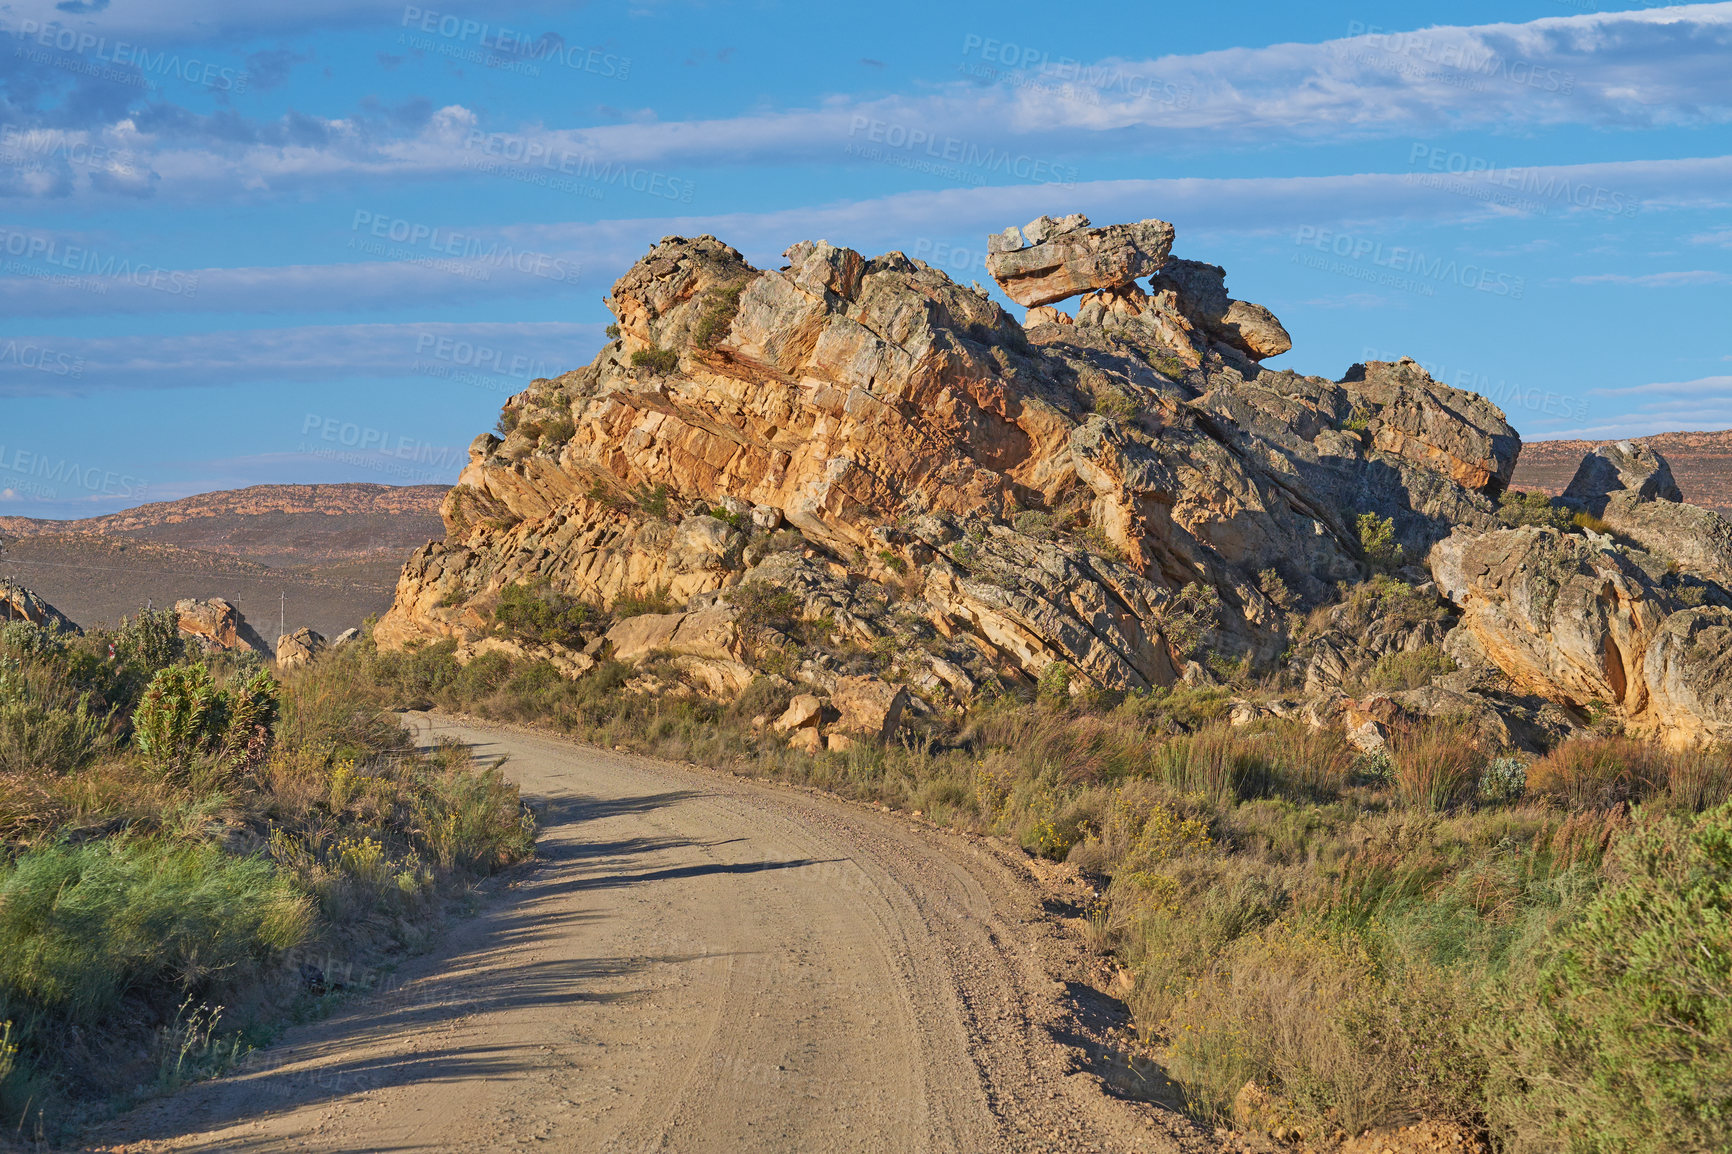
[8, 6, 1732, 200]
[0, 321, 603, 394]
[1569, 269, 1732, 286]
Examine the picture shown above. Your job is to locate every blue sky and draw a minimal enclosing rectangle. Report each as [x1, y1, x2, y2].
[0, 0, 1727, 517]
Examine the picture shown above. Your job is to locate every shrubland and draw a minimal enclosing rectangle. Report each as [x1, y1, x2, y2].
[338, 625, 1732, 1151]
[0, 613, 533, 1136]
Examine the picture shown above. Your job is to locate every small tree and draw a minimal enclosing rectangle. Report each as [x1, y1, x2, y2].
[1357, 512, 1405, 573]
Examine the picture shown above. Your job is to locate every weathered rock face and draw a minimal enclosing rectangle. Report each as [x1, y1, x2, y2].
[0, 579, 77, 632]
[1564, 440, 1682, 511]
[1420, 440, 1732, 744]
[1147, 259, 1292, 361]
[986, 216, 1175, 307]
[1431, 509, 1732, 745]
[175, 597, 269, 655]
[276, 627, 326, 670]
[377, 221, 1519, 714]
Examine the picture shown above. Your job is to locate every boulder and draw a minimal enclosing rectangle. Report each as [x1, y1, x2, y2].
[332, 627, 362, 647]
[604, 605, 742, 667]
[175, 597, 269, 655]
[276, 627, 327, 670]
[825, 733, 857, 753]
[985, 215, 1175, 307]
[1023, 305, 1073, 327]
[788, 727, 823, 755]
[1431, 524, 1732, 745]
[774, 694, 822, 732]
[831, 675, 908, 740]
[0, 579, 77, 632]
[1147, 258, 1292, 361]
[1564, 440, 1682, 512]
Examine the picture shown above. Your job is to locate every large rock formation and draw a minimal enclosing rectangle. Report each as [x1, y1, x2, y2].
[0, 579, 77, 632]
[1431, 448, 1732, 746]
[377, 221, 1519, 713]
[175, 597, 270, 656]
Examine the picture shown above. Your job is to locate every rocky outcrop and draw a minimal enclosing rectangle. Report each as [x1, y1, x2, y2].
[1563, 440, 1682, 511]
[175, 597, 269, 655]
[0, 579, 77, 632]
[376, 220, 1520, 725]
[986, 216, 1175, 307]
[1147, 259, 1292, 361]
[276, 627, 326, 670]
[1424, 441, 1732, 744]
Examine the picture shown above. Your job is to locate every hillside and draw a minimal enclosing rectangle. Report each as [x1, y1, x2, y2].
[1511, 429, 1732, 513]
[0, 483, 447, 566]
[0, 483, 445, 638]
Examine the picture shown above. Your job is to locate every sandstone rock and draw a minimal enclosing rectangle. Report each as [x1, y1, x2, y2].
[831, 675, 908, 740]
[605, 606, 742, 665]
[276, 627, 326, 669]
[332, 627, 362, 647]
[458, 635, 595, 680]
[1564, 440, 1682, 512]
[774, 694, 822, 731]
[788, 727, 823, 755]
[1432, 524, 1732, 745]
[0, 579, 77, 632]
[175, 597, 268, 655]
[1598, 492, 1732, 588]
[376, 226, 1531, 704]
[985, 215, 1175, 307]
[1147, 258, 1291, 360]
[1340, 358, 1520, 494]
[1023, 305, 1073, 327]
[825, 733, 856, 753]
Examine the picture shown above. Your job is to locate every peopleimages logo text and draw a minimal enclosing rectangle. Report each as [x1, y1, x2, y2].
[0, 18, 247, 90]
[399, 7, 629, 78]
[349, 211, 577, 282]
[0, 227, 200, 296]
[1293, 226, 1525, 298]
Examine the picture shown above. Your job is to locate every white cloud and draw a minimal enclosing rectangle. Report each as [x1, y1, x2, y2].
[1570, 269, 1732, 286]
[10, 6, 1732, 200]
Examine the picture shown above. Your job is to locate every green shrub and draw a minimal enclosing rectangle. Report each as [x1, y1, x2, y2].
[1497, 490, 1574, 531]
[491, 581, 597, 648]
[1357, 512, 1404, 573]
[1154, 582, 1221, 660]
[0, 664, 113, 775]
[692, 279, 748, 349]
[131, 663, 225, 779]
[1364, 644, 1457, 692]
[630, 346, 678, 374]
[116, 608, 184, 673]
[732, 581, 801, 633]
[1482, 801, 1732, 1153]
[0, 840, 310, 1075]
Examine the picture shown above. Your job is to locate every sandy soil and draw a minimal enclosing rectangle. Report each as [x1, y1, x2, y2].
[88, 715, 1208, 1153]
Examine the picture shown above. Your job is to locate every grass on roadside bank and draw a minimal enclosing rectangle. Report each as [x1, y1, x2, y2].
[339, 629, 1732, 1153]
[0, 613, 534, 1138]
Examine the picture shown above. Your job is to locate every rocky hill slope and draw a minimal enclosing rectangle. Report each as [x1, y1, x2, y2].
[0, 483, 446, 566]
[376, 215, 1732, 750]
[1512, 430, 1732, 513]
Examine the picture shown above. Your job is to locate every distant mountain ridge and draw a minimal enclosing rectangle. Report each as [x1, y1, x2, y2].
[0, 482, 446, 637]
[1510, 430, 1732, 513]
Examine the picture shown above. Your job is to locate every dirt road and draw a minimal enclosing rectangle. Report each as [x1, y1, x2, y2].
[95, 716, 1199, 1153]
